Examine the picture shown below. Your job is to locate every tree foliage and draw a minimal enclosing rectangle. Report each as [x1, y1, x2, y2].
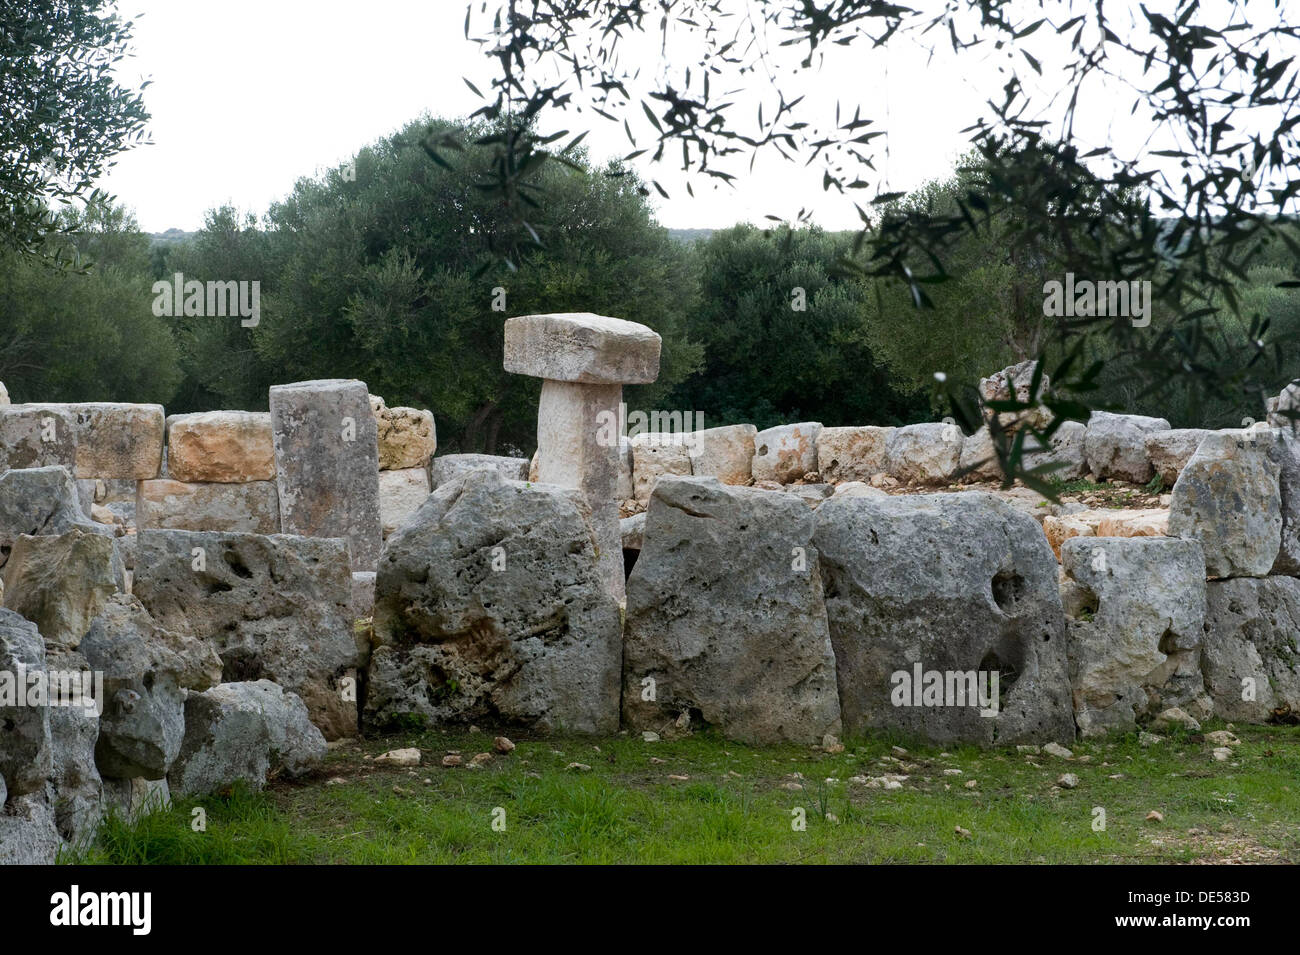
[0, 0, 151, 261]
[458, 0, 1300, 492]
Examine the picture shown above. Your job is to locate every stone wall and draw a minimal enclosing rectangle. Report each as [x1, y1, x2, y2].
[2, 332, 1299, 861]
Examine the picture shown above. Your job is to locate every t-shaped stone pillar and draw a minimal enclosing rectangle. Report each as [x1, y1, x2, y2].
[504, 312, 662, 603]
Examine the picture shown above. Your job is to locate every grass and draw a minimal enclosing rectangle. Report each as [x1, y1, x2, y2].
[66, 722, 1300, 864]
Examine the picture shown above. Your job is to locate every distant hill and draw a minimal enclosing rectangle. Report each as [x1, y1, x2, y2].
[667, 228, 714, 244]
[149, 229, 196, 244]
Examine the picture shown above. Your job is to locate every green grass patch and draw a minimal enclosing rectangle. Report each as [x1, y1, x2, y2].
[67, 723, 1300, 864]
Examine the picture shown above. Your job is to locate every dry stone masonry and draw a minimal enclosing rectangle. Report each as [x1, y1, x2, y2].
[2, 353, 1300, 862]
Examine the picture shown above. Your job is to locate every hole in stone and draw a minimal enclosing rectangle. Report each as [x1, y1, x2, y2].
[1158, 628, 1178, 655]
[206, 579, 234, 595]
[991, 570, 1026, 611]
[224, 551, 254, 579]
[623, 547, 639, 579]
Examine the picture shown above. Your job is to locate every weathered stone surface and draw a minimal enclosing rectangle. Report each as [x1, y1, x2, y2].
[752, 422, 822, 485]
[1201, 576, 1300, 722]
[368, 469, 622, 734]
[1083, 411, 1170, 483]
[817, 426, 892, 483]
[0, 406, 77, 471]
[0, 793, 60, 864]
[958, 427, 1004, 482]
[1024, 421, 1088, 482]
[269, 379, 381, 572]
[136, 479, 280, 534]
[978, 360, 1051, 431]
[623, 476, 841, 745]
[1060, 537, 1209, 736]
[1, 527, 123, 648]
[79, 594, 221, 779]
[616, 435, 633, 500]
[0, 382, 7, 405]
[0, 609, 52, 797]
[1271, 432, 1300, 576]
[1096, 508, 1168, 539]
[814, 492, 1073, 745]
[630, 432, 692, 500]
[1145, 429, 1211, 486]
[1268, 380, 1300, 431]
[132, 530, 358, 739]
[165, 411, 274, 483]
[18, 402, 164, 479]
[350, 571, 375, 620]
[685, 424, 755, 485]
[620, 511, 646, 551]
[534, 380, 626, 602]
[170, 680, 326, 797]
[1168, 430, 1282, 578]
[886, 422, 963, 486]
[0, 465, 109, 570]
[429, 454, 530, 490]
[44, 647, 103, 845]
[504, 312, 662, 385]
[378, 466, 430, 538]
[375, 406, 436, 471]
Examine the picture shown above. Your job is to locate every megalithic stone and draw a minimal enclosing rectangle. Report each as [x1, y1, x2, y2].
[504, 313, 662, 603]
[269, 379, 381, 572]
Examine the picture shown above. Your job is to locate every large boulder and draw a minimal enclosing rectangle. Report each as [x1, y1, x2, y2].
[686, 424, 756, 485]
[429, 454, 529, 490]
[78, 594, 222, 779]
[817, 426, 893, 483]
[1201, 576, 1300, 722]
[886, 422, 963, 486]
[1, 527, 124, 648]
[165, 411, 275, 483]
[1060, 537, 1209, 736]
[170, 680, 326, 797]
[0, 466, 109, 569]
[136, 479, 280, 534]
[813, 492, 1073, 745]
[131, 530, 359, 739]
[622, 476, 841, 745]
[269, 379, 382, 572]
[368, 469, 622, 734]
[1145, 428, 1211, 486]
[1083, 411, 1170, 483]
[1167, 429, 1282, 578]
[752, 422, 822, 484]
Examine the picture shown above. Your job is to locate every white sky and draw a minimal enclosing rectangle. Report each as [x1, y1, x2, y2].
[95, 0, 1283, 233]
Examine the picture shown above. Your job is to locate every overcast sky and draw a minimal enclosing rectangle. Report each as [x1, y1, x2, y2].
[95, 0, 1275, 233]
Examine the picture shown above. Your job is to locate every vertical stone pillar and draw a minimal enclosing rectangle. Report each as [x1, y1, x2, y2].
[269, 379, 381, 572]
[504, 313, 662, 604]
